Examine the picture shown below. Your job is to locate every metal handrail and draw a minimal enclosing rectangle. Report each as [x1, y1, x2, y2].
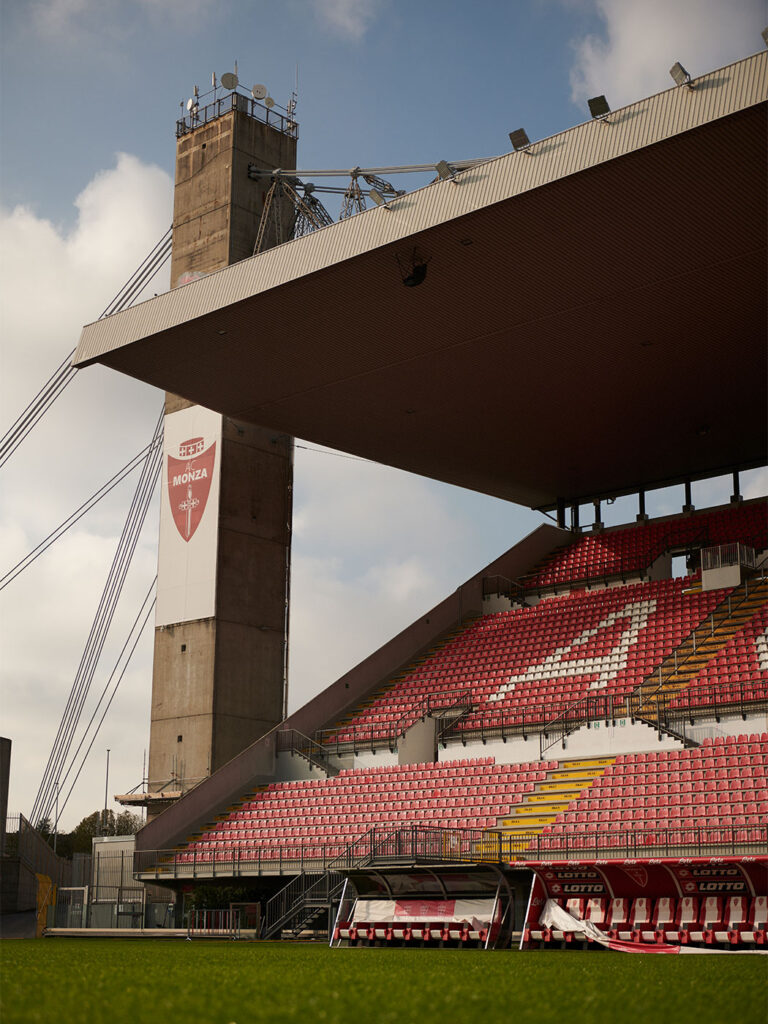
[133, 822, 768, 880]
[517, 525, 715, 593]
[276, 729, 339, 774]
[316, 689, 475, 755]
[539, 568, 766, 757]
[176, 91, 298, 139]
[625, 567, 767, 724]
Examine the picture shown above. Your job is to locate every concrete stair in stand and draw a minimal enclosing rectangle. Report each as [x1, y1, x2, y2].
[497, 756, 616, 837]
[625, 577, 768, 722]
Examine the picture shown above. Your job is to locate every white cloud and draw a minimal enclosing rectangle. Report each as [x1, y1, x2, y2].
[568, 0, 765, 108]
[0, 153, 171, 829]
[311, 0, 384, 40]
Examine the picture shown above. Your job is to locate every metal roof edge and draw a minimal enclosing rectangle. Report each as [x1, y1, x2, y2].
[73, 49, 768, 369]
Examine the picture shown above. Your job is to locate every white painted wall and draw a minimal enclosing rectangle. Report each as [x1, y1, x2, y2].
[446, 718, 683, 766]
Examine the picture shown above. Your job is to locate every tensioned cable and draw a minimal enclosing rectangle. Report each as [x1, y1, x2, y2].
[0, 227, 172, 470]
[31, 409, 163, 825]
[99, 228, 172, 318]
[54, 577, 157, 824]
[32, 412, 162, 824]
[246, 160, 490, 177]
[0, 436, 162, 591]
[33, 430, 161, 825]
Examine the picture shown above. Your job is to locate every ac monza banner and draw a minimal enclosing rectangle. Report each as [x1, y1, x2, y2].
[156, 405, 222, 627]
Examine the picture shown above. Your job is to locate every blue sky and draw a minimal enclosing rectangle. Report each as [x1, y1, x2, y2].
[1, 0, 766, 828]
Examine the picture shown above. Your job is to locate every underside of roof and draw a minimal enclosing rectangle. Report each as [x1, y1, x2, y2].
[74, 53, 768, 510]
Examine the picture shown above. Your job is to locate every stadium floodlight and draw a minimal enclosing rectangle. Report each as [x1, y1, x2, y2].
[762, 26, 768, 47]
[670, 61, 694, 89]
[509, 128, 532, 153]
[435, 160, 458, 182]
[588, 95, 611, 121]
[369, 188, 390, 210]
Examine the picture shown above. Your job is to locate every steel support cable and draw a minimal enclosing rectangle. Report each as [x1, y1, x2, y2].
[0, 225, 172, 470]
[103, 238, 173, 314]
[0, 436, 162, 591]
[32, 423, 162, 824]
[99, 227, 172, 317]
[55, 576, 157, 822]
[0, 358, 77, 468]
[31, 410, 163, 824]
[33, 436, 162, 825]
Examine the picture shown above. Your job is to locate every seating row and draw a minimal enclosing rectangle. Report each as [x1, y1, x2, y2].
[331, 576, 725, 741]
[526, 895, 767, 946]
[542, 737, 768, 840]
[525, 501, 767, 588]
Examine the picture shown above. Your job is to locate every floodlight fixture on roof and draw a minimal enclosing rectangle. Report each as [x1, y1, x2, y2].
[670, 61, 694, 89]
[435, 160, 458, 183]
[509, 128, 532, 153]
[368, 188, 390, 210]
[588, 95, 611, 121]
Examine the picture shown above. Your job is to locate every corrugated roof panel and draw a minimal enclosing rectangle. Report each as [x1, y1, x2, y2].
[74, 51, 767, 367]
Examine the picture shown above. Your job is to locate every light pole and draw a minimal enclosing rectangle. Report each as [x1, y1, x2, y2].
[103, 749, 111, 835]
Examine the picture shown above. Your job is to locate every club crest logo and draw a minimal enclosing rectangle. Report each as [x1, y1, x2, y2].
[167, 436, 216, 542]
[621, 866, 649, 888]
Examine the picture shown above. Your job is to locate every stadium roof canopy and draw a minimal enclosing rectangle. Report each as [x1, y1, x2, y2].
[74, 52, 767, 511]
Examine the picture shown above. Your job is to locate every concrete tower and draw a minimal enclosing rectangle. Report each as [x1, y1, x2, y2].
[146, 94, 298, 812]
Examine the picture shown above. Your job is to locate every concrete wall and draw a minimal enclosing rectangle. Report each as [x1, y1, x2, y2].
[147, 110, 297, 801]
[398, 718, 437, 766]
[453, 719, 682, 766]
[170, 109, 297, 283]
[701, 563, 742, 592]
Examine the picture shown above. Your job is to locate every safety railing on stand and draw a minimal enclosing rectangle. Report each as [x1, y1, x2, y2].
[133, 823, 768, 882]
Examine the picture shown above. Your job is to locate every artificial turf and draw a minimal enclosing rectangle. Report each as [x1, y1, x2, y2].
[1, 940, 766, 1024]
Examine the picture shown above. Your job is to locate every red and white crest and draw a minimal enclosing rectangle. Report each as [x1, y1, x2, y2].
[167, 436, 216, 542]
[621, 865, 649, 888]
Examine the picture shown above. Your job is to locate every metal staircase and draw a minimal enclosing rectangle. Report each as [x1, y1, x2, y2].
[261, 870, 346, 939]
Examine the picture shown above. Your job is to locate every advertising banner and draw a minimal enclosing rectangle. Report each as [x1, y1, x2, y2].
[156, 405, 222, 627]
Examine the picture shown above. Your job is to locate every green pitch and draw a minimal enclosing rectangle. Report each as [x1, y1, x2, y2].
[1, 940, 765, 1024]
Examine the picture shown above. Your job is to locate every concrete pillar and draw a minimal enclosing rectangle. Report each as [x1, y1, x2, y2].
[731, 470, 742, 504]
[147, 105, 298, 805]
[683, 480, 694, 514]
[592, 499, 603, 531]
[637, 489, 648, 522]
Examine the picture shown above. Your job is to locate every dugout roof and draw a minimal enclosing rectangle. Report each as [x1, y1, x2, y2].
[74, 53, 768, 510]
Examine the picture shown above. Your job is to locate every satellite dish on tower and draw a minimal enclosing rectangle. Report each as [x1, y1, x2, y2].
[221, 72, 239, 90]
[264, 96, 275, 108]
[186, 98, 195, 111]
[251, 84, 267, 100]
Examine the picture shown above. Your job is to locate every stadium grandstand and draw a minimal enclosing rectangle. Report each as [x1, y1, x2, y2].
[43, 46, 767, 948]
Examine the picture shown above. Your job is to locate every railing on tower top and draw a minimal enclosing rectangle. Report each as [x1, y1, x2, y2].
[176, 91, 298, 139]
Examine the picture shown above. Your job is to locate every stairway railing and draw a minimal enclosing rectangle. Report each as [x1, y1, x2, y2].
[262, 869, 345, 939]
[539, 570, 766, 757]
[625, 567, 767, 726]
[275, 729, 341, 775]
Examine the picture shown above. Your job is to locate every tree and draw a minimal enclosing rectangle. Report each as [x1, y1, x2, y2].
[115, 810, 143, 835]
